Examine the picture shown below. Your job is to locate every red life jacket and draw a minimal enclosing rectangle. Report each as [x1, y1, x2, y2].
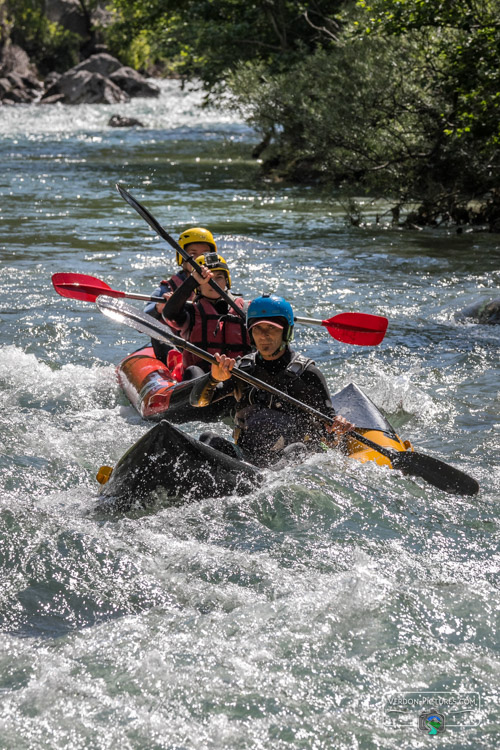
[181, 295, 251, 370]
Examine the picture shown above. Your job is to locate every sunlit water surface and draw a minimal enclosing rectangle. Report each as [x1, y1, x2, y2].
[0, 81, 498, 749]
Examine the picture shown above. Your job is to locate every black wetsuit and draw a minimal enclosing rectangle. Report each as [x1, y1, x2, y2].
[143, 271, 190, 363]
[189, 347, 338, 467]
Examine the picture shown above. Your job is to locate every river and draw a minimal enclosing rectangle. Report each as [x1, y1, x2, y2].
[0, 80, 498, 749]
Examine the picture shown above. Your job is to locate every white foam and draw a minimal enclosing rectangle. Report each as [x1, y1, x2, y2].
[0, 345, 116, 409]
[0, 80, 250, 138]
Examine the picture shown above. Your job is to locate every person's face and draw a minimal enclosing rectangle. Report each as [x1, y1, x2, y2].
[251, 322, 284, 360]
[182, 242, 211, 271]
[202, 270, 228, 299]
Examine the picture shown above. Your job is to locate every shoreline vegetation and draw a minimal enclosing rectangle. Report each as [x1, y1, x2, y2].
[2, 0, 499, 232]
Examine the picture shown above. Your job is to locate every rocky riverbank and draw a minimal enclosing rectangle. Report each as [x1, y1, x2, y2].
[0, 44, 159, 106]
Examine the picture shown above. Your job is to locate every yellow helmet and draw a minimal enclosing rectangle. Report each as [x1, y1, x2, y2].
[177, 227, 217, 265]
[195, 253, 231, 289]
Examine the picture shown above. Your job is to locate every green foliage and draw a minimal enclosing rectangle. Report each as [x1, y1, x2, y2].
[8, 0, 496, 223]
[227, 36, 441, 196]
[355, 0, 500, 148]
[100, 0, 499, 220]
[105, 0, 345, 86]
[225, 0, 500, 220]
[7, 0, 82, 72]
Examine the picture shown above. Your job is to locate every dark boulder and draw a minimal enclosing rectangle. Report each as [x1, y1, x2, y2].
[0, 43, 38, 79]
[0, 78, 11, 97]
[1, 86, 34, 103]
[108, 114, 145, 127]
[44, 71, 62, 89]
[109, 66, 160, 98]
[41, 69, 130, 105]
[39, 53, 159, 105]
[39, 92, 66, 105]
[456, 299, 500, 325]
[71, 52, 123, 77]
[0, 44, 43, 103]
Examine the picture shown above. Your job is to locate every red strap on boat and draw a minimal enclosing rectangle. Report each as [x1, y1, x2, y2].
[167, 350, 184, 382]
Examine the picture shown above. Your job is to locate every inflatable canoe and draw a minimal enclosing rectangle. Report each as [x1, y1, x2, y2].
[98, 382, 412, 509]
[97, 419, 262, 509]
[116, 345, 233, 422]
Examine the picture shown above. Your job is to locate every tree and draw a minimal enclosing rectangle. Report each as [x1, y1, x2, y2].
[224, 0, 500, 225]
[6, 0, 101, 72]
[106, 0, 345, 82]
[356, 1, 500, 147]
[351, 0, 500, 222]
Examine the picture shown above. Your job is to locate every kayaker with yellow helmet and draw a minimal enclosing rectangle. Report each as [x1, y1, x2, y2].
[189, 294, 353, 467]
[161, 250, 251, 381]
[144, 227, 218, 363]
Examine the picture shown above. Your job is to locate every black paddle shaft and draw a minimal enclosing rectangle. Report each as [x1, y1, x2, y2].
[97, 296, 479, 497]
[116, 184, 246, 322]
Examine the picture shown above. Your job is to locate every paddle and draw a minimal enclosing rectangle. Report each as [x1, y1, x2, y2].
[52, 272, 387, 346]
[52, 272, 164, 303]
[116, 183, 246, 322]
[294, 313, 387, 346]
[95, 295, 479, 496]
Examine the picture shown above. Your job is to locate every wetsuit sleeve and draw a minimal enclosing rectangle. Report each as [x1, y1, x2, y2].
[299, 365, 351, 447]
[299, 365, 336, 416]
[189, 372, 236, 407]
[144, 283, 169, 319]
[162, 276, 198, 326]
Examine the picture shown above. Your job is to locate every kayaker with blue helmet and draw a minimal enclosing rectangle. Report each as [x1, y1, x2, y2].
[190, 294, 353, 467]
[160, 251, 251, 381]
[144, 227, 218, 365]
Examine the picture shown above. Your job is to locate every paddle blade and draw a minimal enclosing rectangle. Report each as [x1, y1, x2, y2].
[323, 312, 388, 346]
[52, 273, 125, 303]
[96, 295, 174, 345]
[391, 450, 479, 496]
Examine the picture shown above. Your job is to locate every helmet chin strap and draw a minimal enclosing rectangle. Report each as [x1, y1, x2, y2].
[270, 341, 287, 357]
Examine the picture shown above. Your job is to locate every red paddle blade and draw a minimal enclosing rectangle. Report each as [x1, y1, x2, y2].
[323, 312, 388, 346]
[52, 273, 124, 303]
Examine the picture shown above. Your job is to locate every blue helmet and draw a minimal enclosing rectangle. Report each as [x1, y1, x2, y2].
[247, 294, 294, 343]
